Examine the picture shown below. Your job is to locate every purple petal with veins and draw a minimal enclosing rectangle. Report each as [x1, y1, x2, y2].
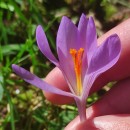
[36, 25, 59, 66]
[86, 16, 97, 62]
[12, 64, 76, 98]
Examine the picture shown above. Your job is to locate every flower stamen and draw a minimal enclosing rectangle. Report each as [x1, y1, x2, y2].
[70, 48, 84, 96]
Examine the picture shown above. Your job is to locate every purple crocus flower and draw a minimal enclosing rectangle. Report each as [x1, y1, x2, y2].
[12, 14, 121, 122]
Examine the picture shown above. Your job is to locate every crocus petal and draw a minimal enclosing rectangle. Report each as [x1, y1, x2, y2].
[82, 34, 121, 100]
[78, 13, 89, 50]
[36, 25, 59, 66]
[86, 17, 97, 62]
[57, 16, 80, 55]
[82, 74, 97, 100]
[58, 49, 77, 94]
[12, 64, 77, 98]
[78, 13, 88, 78]
[56, 16, 80, 93]
[87, 34, 121, 74]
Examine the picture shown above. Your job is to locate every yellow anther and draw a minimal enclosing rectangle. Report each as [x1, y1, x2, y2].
[70, 48, 84, 96]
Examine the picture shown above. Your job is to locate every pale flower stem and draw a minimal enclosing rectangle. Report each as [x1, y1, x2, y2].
[75, 98, 86, 122]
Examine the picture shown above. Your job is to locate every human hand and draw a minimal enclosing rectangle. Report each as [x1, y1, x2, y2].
[65, 78, 130, 129]
[44, 18, 130, 129]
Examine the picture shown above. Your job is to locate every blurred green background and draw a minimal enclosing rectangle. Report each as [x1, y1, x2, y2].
[0, 0, 130, 130]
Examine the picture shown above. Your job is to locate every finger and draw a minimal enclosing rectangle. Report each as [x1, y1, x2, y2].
[65, 77, 130, 128]
[65, 114, 130, 130]
[44, 67, 74, 104]
[44, 18, 130, 104]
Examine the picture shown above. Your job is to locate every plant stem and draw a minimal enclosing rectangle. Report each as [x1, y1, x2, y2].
[75, 98, 86, 122]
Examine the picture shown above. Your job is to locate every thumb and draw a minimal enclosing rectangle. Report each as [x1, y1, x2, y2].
[65, 114, 130, 130]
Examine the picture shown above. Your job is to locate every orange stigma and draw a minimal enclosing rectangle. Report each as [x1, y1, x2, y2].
[70, 48, 84, 96]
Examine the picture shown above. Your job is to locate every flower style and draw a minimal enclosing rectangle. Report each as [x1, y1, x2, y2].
[12, 14, 121, 122]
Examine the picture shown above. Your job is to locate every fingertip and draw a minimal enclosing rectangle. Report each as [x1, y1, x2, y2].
[65, 114, 130, 130]
[43, 91, 74, 105]
[44, 67, 74, 105]
[94, 114, 130, 129]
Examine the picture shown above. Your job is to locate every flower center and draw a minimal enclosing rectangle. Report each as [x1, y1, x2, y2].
[70, 48, 84, 96]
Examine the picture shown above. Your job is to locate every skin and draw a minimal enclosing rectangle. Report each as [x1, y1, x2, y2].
[44, 18, 130, 129]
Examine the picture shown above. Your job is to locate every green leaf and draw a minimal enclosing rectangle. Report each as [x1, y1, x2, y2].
[1, 44, 24, 55]
[9, 0, 28, 23]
